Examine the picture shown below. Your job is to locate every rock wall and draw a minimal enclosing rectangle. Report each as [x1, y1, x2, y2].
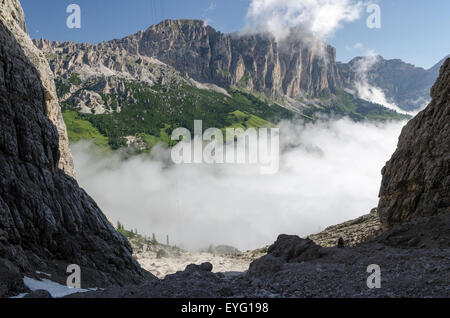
[0, 0, 149, 297]
[0, 0, 74, 177]
[378, 58, 450, 228]
[36, 19, 343, 100]
[124, 20, 343, 98]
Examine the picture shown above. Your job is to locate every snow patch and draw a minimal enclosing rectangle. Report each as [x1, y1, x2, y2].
[11, 277, 97, 298]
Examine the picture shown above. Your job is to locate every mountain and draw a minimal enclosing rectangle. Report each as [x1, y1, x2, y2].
[96, 19, 342, 99]
[2, 1, 448, 297]
[33, 20, 408, 152]
[378, 58, 450, 228]
[338, 55, 448, 111]
[0, 0, 149, 297]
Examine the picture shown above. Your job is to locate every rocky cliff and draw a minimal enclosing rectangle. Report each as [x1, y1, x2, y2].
[378, 58, 450, 228]
[0, 0, 75, 177]
[135, 20, 343, 98]
[0, 0, 149, 297]
[36, 19, 342, 101]
[31, 19, 408, 154]
[338, 55, 448, 111]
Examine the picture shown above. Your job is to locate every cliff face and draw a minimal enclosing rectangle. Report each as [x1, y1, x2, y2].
[36, 19, 342, 100]
[134, 20, 342, 98]
[0, 0, 74, 177]
[338, 56, 447, 112]
[0, 0, 148, 297]
[34, 19, 413, 125]
[378, 58, 450, 228]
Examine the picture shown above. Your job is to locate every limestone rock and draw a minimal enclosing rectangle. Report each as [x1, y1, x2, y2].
[308, 208, 382, 247]
[0, 0, 150, 295]
[378, 58, 450, 228]
[1, 0, 75, 177]
[35, 19, 343, 102]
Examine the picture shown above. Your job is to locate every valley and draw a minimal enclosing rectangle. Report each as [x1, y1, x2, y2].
[34, 19, 418, 153]
[0, 0, 448, 301]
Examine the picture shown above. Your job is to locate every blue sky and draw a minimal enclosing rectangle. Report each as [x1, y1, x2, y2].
[21, 0, 449, 69]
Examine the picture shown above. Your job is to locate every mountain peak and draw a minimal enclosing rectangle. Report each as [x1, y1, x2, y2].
[151, 19, 207, 30]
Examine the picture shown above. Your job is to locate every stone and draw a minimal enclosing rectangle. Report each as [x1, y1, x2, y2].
[267, 235, 322, 263]
[184, 262, 213, 273]
[0, 0, 74, 177]
[0, 0, 151, 296]
[0, 258, 24, 298]
[34, 19, 342, 103]
[199, 262, 213, 272]
[247, 254, 285, 279]
[308, 209, 382, 247]
[23, 290, 53, 298]
[378, 58, 450, 228]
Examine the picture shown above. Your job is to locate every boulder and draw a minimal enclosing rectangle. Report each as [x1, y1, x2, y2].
[268, 235, 322, 263]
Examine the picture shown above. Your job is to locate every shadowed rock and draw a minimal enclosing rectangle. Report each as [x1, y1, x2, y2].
[23, 290, 52, 298]
[247, 235, 322, 279]
[0, 0, 151, 297]
[378, 58, 450, 228]
[268, 235, 322, 263]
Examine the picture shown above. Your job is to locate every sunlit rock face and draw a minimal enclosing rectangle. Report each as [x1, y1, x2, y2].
[35, 19, 343, 101]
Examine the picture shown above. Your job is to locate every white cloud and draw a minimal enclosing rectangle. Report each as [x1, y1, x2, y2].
[353, 51, 414, 115]
[71, 118, 406, 251]
[202, 2, 216, 26]
[346, 42, 364, 51]
[242, 0, 364, 42]
[206, 2, 216, 12]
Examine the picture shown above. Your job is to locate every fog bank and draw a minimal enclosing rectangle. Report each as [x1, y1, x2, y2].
[71, 118, 406, 251]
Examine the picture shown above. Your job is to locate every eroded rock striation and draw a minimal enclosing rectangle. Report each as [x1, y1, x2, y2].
[0, 0, 149, 297]
[0, 0, 74, 177]
[35, 19, 343, 101]
[378, 58, 450, 228]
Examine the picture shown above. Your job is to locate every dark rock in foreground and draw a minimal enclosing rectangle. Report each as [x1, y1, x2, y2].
[378, 59, 450, 228]
[67, 214, 450, 298]
[23, 290, 52, 299]
[0, 0, 150, 297]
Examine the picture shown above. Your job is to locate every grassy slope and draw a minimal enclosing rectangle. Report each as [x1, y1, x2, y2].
[64, 80, 292, 151]
[304, 88, 410, 122]
[62, 111, 110, 149]
[60, 75, 408, 152]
